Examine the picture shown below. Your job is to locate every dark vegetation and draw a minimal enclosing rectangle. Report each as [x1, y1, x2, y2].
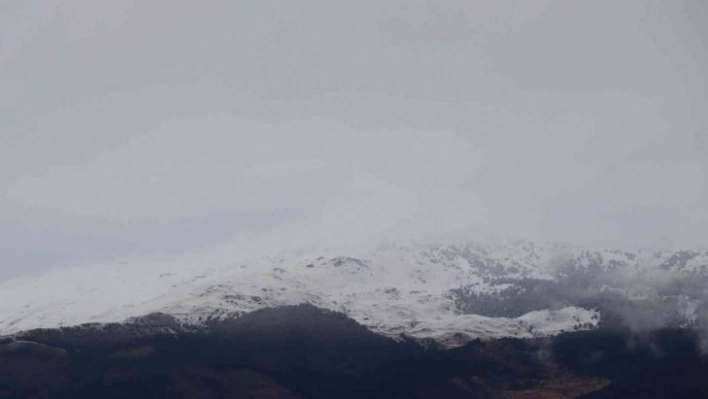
[580, 357, 708, 399]
[1, 305, 707, 398]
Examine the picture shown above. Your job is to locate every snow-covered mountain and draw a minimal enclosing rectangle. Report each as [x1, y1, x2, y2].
[2, 240, 707, 345]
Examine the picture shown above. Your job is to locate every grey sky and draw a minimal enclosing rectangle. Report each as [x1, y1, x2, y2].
[1, 0, 707, 279]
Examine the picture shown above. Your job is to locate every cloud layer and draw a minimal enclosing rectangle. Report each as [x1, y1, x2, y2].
[0, 0, 706, 278]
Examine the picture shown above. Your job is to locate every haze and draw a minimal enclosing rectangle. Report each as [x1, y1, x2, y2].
[1, 0, 706, 280]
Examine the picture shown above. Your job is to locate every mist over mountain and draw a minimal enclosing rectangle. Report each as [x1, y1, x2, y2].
[2, 1, 707, 397]
[3, 240, 708, 398]
[2, 239, 708, 340]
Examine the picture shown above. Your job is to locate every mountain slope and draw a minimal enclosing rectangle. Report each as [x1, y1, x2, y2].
[2, 240, 707, 344]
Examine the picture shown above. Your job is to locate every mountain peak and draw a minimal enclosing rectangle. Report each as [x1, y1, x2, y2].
[2, 240, 707, 345]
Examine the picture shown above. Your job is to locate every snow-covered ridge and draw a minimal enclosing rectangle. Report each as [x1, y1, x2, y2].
[1, 240, 706, 344]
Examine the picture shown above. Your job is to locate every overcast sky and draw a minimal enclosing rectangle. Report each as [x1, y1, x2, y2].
[1, 0, 707, 280]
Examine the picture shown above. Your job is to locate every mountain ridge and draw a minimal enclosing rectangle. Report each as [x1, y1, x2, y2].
[2, 240, 708, 345]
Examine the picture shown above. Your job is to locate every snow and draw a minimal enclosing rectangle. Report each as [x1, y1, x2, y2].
[2, 240, 707, 344]
[0, 241, 608, 345]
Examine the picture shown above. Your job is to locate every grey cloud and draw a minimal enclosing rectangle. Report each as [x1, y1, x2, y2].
[0, 0, 706, 279]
